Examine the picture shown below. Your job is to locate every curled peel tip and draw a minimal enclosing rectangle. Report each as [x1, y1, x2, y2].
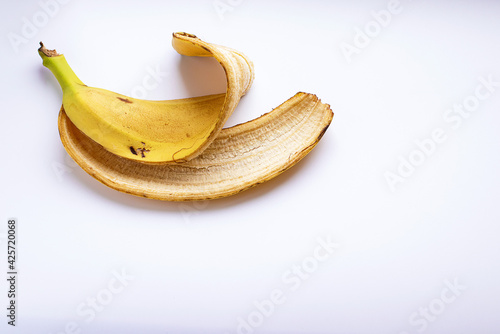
[173, 32, 198, 39]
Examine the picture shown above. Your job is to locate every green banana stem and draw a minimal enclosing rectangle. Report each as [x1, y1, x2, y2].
[38, 42, 85, 92]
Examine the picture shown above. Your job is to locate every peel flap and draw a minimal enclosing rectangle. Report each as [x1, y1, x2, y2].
[170, 32, 255, 161]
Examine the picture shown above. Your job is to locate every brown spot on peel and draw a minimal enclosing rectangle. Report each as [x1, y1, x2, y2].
[136, 142, 150, 158]
[137, 148, 150, 158]
[129, 146, 138, 155]
[117, 97, 133, 103]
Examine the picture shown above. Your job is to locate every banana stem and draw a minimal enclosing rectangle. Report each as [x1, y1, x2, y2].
[38, 42, 85, 92]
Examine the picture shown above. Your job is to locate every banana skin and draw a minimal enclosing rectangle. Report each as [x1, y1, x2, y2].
[40, 33, 333, 201]
[39, 43, 227, 163]
[38, 32, 254, 163]
[58, 92, 333, 201]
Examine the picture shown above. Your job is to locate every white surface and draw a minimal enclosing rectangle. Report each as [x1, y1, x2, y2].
[1, 0, 500, 333]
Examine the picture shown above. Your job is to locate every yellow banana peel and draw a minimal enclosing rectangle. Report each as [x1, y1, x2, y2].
[58, 92, 333, 201]
[39, 32, 253, 163]
[40, 33, 333, 201]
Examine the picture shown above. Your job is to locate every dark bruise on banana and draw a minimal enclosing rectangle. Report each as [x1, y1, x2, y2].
[40, 32, 333, 201]
[129, 142, 150, 158]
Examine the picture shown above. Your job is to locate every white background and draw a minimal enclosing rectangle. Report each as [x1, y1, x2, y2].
[1, 0, 500, 333]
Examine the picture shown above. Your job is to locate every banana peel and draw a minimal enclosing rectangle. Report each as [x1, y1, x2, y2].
[58, 92, 333, 201]
[43, 32, 333, 201]
[39, 32, 254, 163]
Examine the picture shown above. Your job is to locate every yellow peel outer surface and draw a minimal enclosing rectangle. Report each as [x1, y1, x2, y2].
[58, 92, 333, 201]
[41, 33, 254, 164]
[63, 90, 226, 163]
